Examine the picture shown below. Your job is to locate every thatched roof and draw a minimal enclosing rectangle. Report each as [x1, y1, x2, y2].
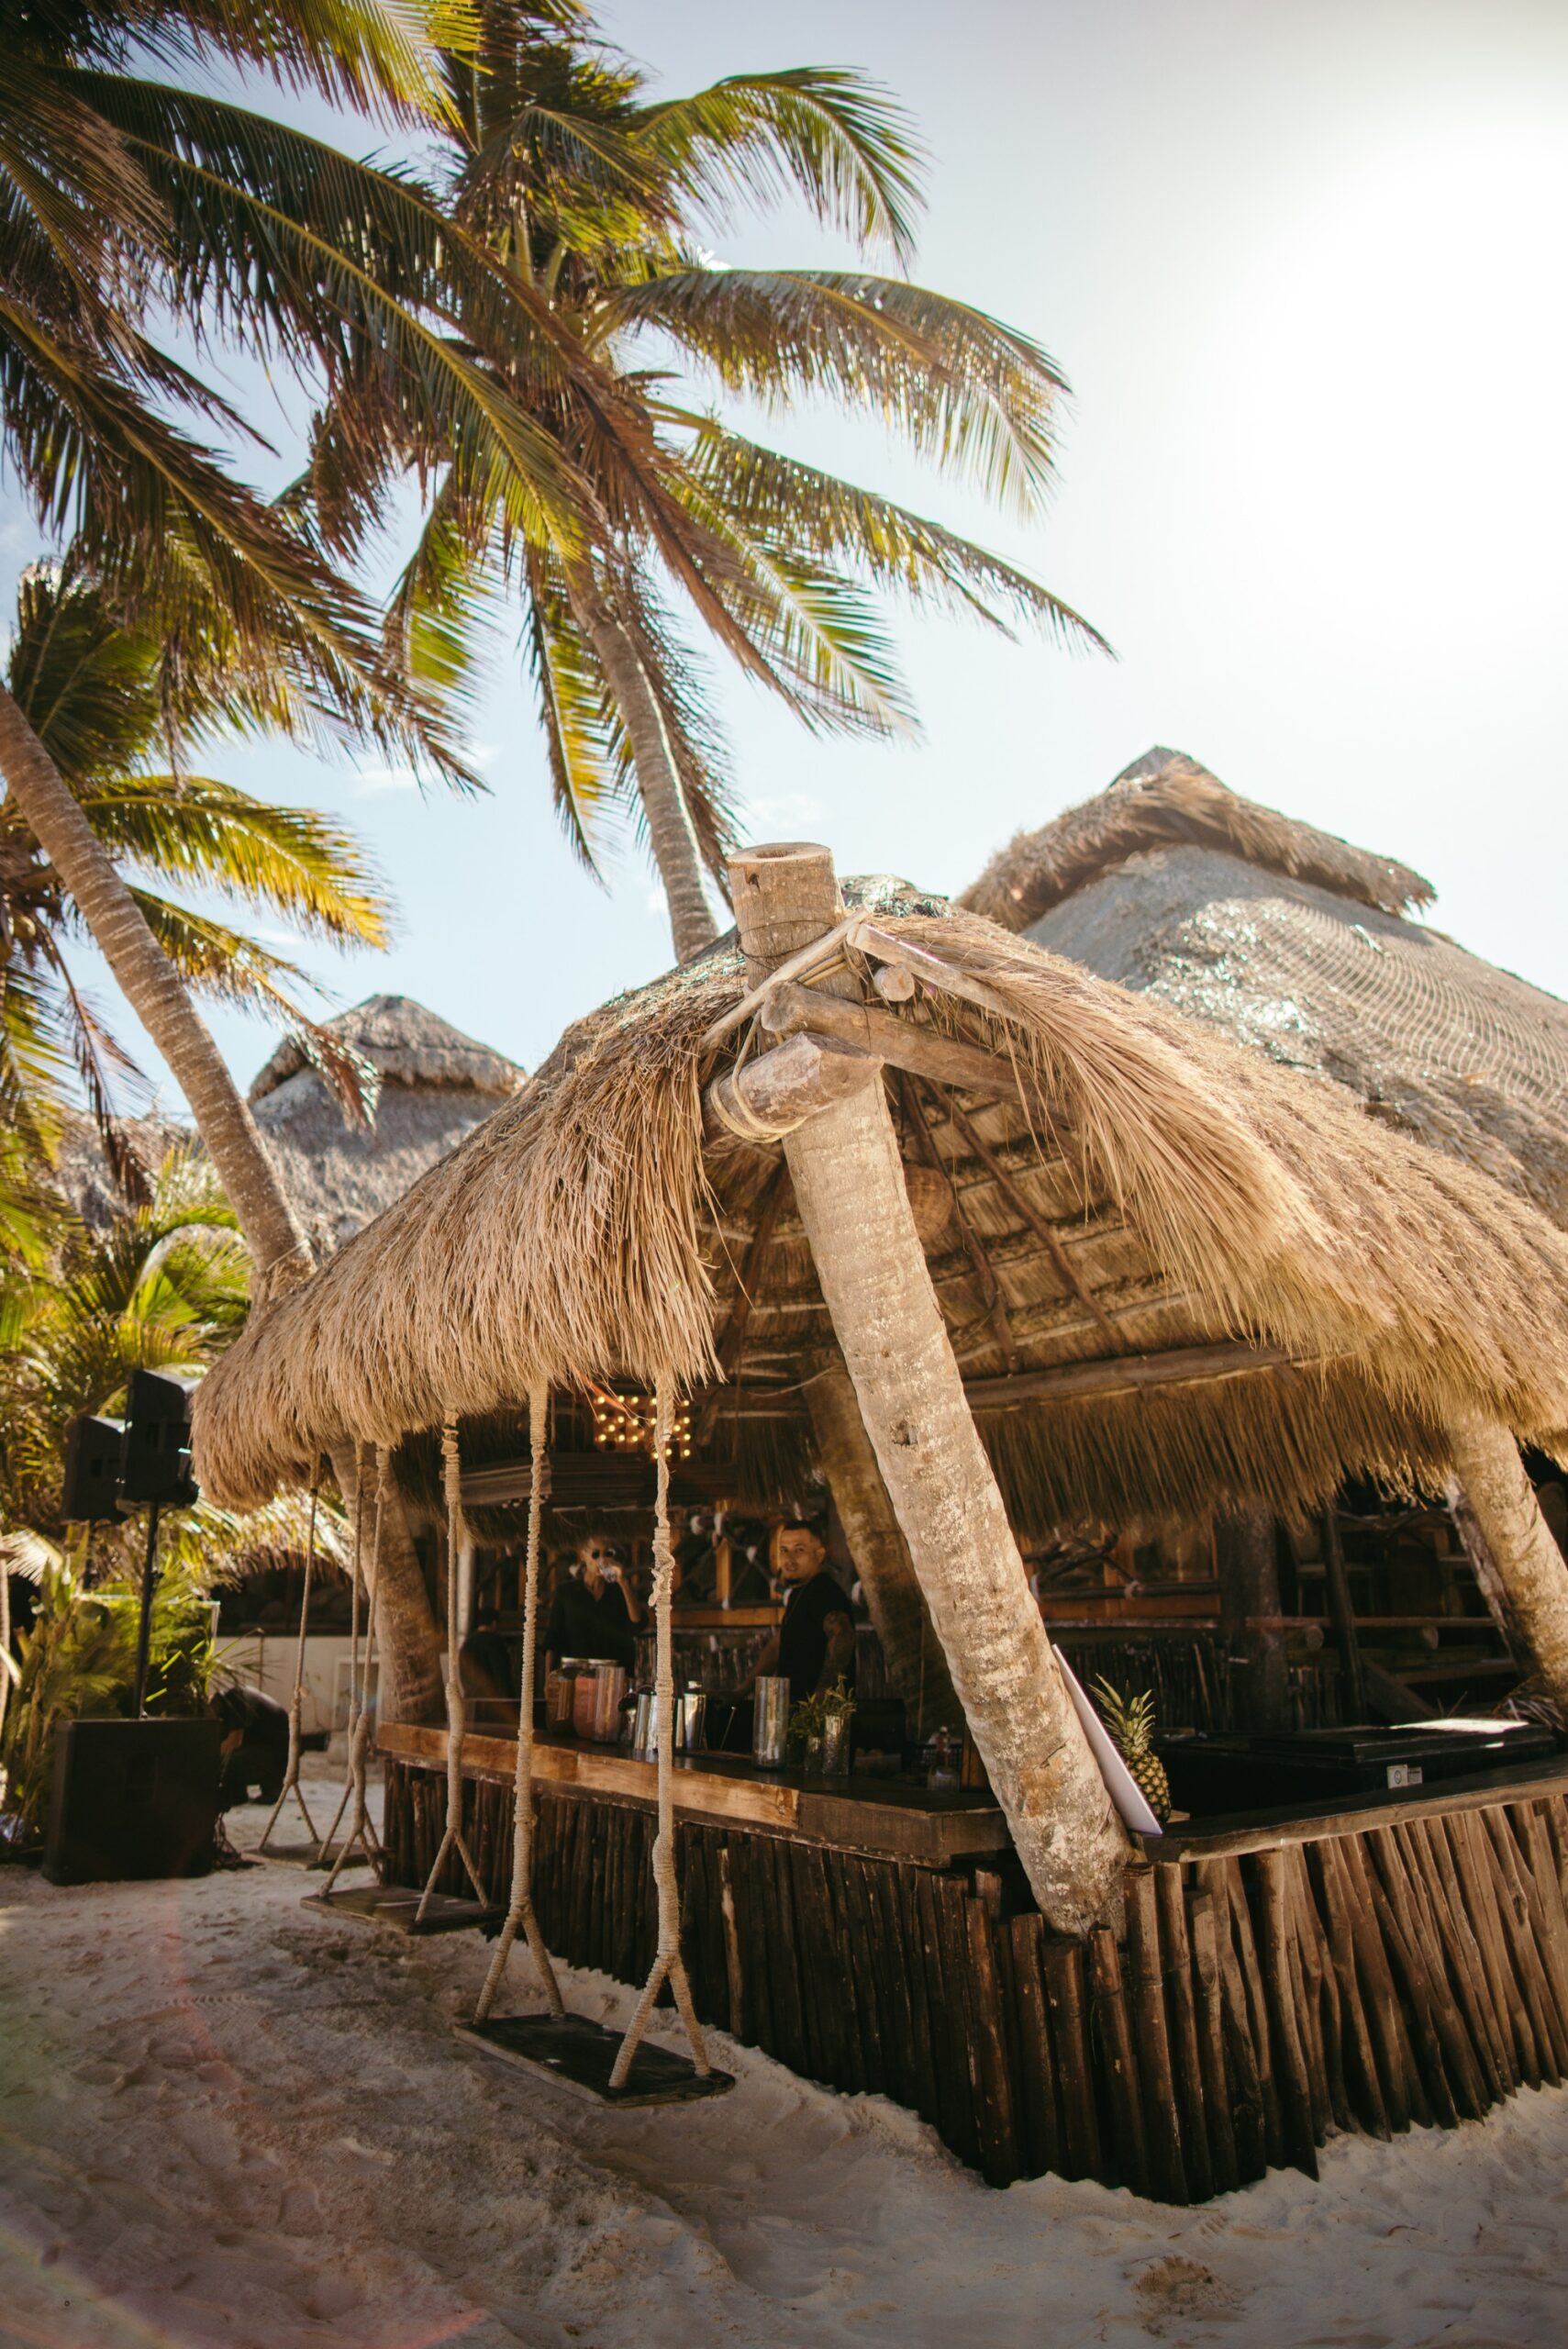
[195, 880, 1568, 1543]
[245, 995, 523, 1258]
[962, 748, 1435, 930]
[962, 751, 1568, 1227]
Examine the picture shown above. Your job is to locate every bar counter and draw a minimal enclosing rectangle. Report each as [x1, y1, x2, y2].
[378, 1720, 1010, 1865]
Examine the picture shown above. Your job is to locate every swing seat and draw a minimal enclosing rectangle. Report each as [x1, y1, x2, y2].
[260, 1839, 371, 1871]
[456, 2011, 735, 2107]
[303, 1883, 504, 1935]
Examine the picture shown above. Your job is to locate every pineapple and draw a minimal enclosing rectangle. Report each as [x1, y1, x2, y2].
[1091, 1678, 1172, 1823]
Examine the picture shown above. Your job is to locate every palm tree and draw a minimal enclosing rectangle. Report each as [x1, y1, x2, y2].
[346, 19, 1109, 962]
[3, 561, 392, 1191]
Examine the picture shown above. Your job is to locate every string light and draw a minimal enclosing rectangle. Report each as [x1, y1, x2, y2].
[587, 1384, 693, 1462]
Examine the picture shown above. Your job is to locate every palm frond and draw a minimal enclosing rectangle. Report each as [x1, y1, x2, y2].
[602, 269, 1067, 516]
[632, 69, 925, 267]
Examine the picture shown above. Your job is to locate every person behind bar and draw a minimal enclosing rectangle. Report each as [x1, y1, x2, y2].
[544, 1530, 642, 1675]
[740, 1520, 856, 1706]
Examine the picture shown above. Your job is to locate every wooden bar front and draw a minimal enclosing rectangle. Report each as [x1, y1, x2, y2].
[381, 1731, 1568, 2196]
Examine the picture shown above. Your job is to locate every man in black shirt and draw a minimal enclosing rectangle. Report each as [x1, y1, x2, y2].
[741, 1522, 856, 1706]
[544, 1532, 641, 1674]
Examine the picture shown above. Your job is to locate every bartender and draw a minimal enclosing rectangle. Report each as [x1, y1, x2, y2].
[544, 1531, 642, 1675]
[740, 1520, 856, 1705]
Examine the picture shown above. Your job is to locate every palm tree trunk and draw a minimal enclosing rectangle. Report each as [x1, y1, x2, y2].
[1446, 1419, 1568, 1710]
[731, 842, 1129, 1934]
[568, 573, 719, 965]
[0, 680, 446, 1724]
[804, 1348, 960, 1736]
[0, 680, 311, 1294]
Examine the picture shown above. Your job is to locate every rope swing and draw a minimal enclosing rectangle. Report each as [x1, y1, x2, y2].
[317, 1444, 386, 1895]
[414, 1423, 490, 1923]
[257, 1478, 321, 1856]
[474, 1382, 563, 2021]
[609, 1378, 709, 2089]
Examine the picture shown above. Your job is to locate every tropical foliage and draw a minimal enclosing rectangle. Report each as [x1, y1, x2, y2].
[313, 10, 1108, 957]
[2, 561, 392, 1184]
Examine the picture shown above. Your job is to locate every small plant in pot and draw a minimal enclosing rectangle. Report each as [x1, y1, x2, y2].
[789, 1677, 855, 1775]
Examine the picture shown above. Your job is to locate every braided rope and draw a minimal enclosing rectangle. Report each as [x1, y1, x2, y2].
[609, 1378, 708, 2088]
[475, 1382, 563, 2020]
[257, 1481, 320, 1854]
[415, 1423, 488, 1920]
[705, 1066, 801, 1145]
[319, 1445, 386, 1894]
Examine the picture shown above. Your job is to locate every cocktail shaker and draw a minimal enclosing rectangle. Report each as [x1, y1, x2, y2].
[753, 1675, 790, 1767]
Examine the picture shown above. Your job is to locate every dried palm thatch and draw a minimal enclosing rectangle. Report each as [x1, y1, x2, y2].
[962, 747, 1434, 931]
[194, 877, 1568, 1546]
[962, 751, 1568, 1228]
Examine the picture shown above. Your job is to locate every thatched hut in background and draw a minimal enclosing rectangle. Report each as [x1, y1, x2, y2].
[962, 747, 1568, 1221]
[245, 994, 524, 1259]
[964, 749, 1568, 1711]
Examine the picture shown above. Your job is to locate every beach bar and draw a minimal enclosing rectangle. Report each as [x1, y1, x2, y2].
[195, 843, 1568, 2197]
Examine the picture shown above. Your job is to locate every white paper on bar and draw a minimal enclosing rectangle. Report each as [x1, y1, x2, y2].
[1054, 1651, 1164, 1837]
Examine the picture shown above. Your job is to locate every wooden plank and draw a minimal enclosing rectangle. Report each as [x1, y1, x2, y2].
[1479, 1808, 1565, 2083]
[866, 1863, 917, 2110]
[1186, 1892, 1240, 2193]
[1336, 1833, 1431, 2128]
[1255, 1851, 1319, 2177]
[1304, 1839, 1390, 2138]
[1359, 1832, 1460, 2129]
[1409, 1815, 1509, 2101]
[964, 1897, 1021, 2187]
[929, 1873, 984, 2171]
[965, 1338, 1303, 1414]
[1042, 1936, 1103, 2183]
[1280, 1852, 1335, 2141]
[1513, 1805, 1568, 2052]
[1125, 1869, 1189, 2202]
[1154, 1865, 1214, 2202]
[917, 1869, 973, 2164]
[1372, 1827, 1487, 2121]
[1006, 1914, 1064, 2179]
[1287, 1847, 1349, 2133]
[1088, 1927, 1150, 2196]
[898, 1865, 940, 2125]
[1448, 1811, 1535, 2087]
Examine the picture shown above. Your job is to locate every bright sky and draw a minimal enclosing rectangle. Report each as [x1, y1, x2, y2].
[7, 0, 1568, 1106]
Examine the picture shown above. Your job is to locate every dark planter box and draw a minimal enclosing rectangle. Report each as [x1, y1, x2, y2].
[44, 1716, 222, 1885]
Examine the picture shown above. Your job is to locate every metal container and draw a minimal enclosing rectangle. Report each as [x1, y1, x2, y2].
[753, 1675, 791, 1768]
[674, 1688, 707, 1753]
[630, 1688, 657, 1760]
[573, 1662, 628, 1744]
[819, 1711, 851, 1776]
[546, 1658, 591, 1733]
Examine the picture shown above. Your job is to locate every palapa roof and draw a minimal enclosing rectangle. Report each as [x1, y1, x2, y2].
[245, 994, 523, 1258]
[962, 750, 1568, 1225]
[195, 879, 1568, 1543]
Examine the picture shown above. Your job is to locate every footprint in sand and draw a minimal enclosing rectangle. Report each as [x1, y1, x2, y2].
[1132, 2253, 1245, 2335]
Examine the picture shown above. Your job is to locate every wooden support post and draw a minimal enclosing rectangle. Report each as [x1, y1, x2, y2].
[1446, 1420, 1568, 1710]
[728, 842, 1129, 1935]
[804, 1349, 960, 1736]
[1320, 1504, 1367, 1724]
[1217, 1505, 1290, 1733]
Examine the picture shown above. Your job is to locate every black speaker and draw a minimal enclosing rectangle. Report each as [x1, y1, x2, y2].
[43, 1717, 221, 1884]
[119, 1370, 199, 1508]
[61, 1415, 128, 1522]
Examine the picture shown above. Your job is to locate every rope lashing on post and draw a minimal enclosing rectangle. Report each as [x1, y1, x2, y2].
[313, 1440, 369, 1865]
[318, 1444, 387, 1894]
[475, 1382, 562, 2021]
[258, 1478, 321, 1854]
[414, 1423, 490, 1923]
[608, 1378, 709, 2090]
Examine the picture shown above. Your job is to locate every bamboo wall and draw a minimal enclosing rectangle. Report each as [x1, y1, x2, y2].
[383, 1759, 1568, 2198]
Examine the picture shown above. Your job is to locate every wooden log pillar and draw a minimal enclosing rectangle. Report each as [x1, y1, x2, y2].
[1446, 1420, 1568, 1711]
[804, 1348, 961, 1736]
[1217, 1504, 1291, 1733]
[728, 841, 1129, 1934]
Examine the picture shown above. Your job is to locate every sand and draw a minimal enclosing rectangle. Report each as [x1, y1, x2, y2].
[4, 1768, 1566, 2349]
